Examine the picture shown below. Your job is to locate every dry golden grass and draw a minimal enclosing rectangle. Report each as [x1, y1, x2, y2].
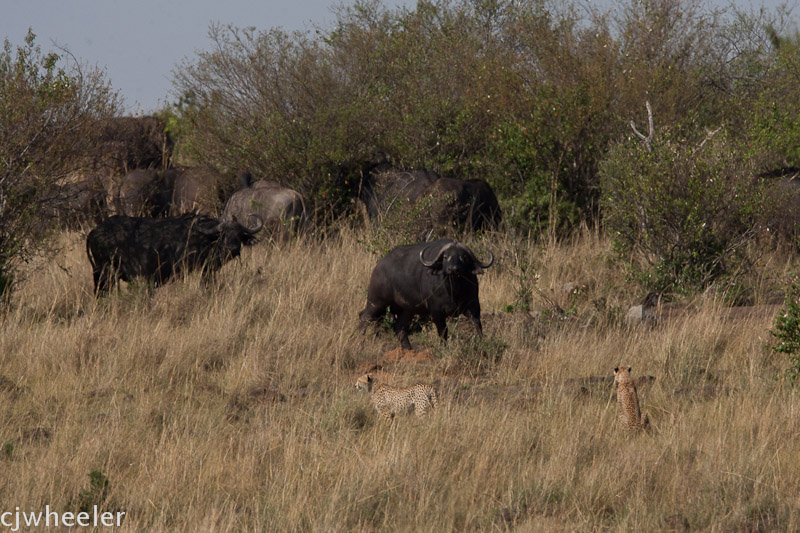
[1, 228, 798, 531]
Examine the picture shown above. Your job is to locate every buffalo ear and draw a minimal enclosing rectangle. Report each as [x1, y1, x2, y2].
[472, 265, 484, 275]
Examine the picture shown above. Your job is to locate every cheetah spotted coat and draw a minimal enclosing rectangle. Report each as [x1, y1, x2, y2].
[614, 366, 649, 432]
[355, 374, 438, 422]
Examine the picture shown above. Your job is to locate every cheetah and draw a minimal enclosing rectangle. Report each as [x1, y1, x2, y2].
[614, 366, 650, 432]
[355, 374, 439, 422]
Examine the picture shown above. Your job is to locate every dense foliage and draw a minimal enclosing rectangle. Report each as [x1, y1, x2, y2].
[0, 30, 118, 299]
[600, 127, 765, 293]
[771, 276, 800, 385]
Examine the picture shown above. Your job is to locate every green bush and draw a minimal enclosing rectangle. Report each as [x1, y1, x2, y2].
[0, 30, 118, 301]
[600, 126, 764, 293]
[168, 0, 622, 230]
[770, 276, 800, 385]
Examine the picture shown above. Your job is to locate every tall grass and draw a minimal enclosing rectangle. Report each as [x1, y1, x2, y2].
[0, 229, 797, 531]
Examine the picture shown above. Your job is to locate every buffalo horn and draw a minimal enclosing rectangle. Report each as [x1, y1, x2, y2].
[460, 243, 494, 269]
[477, 249, 494, 268]
[197, 218, 224, 235]
[245, 213, 264, 233]
[419, 242, 452, 267]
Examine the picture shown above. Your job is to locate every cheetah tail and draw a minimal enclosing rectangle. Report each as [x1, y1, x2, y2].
[642, 413, 650, 431]
[428, 387, 439, 409]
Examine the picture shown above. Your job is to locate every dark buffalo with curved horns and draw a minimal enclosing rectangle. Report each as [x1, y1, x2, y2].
[86, 213, 263, 295]
[359, 239, 494, 349]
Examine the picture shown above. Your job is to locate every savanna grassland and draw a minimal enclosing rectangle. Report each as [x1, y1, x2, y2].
[1, 227, 798, 532]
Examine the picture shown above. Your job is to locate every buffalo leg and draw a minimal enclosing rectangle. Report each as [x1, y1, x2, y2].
[394, 310, 414, 350]
[432, 314, 449, 342]
[466, 308, 483, 338]
[93, 266, 113, 296]
[358, 303, 386, 335]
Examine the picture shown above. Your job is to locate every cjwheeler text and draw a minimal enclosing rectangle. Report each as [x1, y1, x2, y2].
[0, 505, 125, 531]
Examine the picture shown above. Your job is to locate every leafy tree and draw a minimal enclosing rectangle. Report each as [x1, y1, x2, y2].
[0, 30, 119, 301]
[600, 122, 764, 293]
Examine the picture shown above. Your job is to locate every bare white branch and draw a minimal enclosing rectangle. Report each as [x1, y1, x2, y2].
[629, 100, 655, 152]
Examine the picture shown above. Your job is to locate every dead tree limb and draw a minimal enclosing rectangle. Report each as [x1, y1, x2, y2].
[629, 101, 654, 152]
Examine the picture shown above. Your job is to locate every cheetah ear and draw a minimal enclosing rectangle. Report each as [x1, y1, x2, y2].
[627, 367, 632, 373]
[614, 367, 619, 373]
[367, 375, 373, 383]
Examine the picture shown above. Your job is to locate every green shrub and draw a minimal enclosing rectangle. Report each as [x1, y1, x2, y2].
[770, 276, 800, 385]
[0, 30, 118, 301]
[166, 0, 790, 241]
[600, 126, 764, 293]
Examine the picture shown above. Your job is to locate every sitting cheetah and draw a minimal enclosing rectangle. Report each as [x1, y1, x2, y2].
[355, 374, 438, 422]
[614, 366, 650, 432]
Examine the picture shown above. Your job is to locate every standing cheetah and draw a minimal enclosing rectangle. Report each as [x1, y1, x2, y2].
[355, 374, 439, 422]
[614, 366, 650, 432]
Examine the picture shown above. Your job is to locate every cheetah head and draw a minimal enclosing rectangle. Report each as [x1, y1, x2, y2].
[355, 373, 374, 393]
[614, 366, 633, 386]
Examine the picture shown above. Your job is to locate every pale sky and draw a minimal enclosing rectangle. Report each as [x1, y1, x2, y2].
[1, 0, 411, 113]
[1, 0, 795, 114]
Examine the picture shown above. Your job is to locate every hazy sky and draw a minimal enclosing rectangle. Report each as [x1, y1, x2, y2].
[2, 0, 795, 114]
[1, 0, 411, 113]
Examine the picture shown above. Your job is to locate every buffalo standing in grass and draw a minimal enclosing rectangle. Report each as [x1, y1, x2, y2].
[223, 172, 307, 240]
[107, 168, 180, 217]
[359, 239, 494, 350]
[170, 166, 227, 216]
[86, 213, 262, 295]
[359, 159, 502, 233]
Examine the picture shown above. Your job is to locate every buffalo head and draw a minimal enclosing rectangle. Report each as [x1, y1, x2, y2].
[418, 240, 494, 276]
[199, 213, 263, 260]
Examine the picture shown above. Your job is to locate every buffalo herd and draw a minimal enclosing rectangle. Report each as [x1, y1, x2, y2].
[58, 116, 502, 348]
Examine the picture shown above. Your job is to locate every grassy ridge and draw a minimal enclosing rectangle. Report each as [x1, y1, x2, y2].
[0, 230, 797, 531]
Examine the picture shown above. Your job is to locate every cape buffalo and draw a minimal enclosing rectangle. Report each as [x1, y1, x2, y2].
[423, 177, 502, 231]
[95, 115, 171, 173]
[359, 239, 494, 349]
[107, 168, 180, 217]
[41, 176, 108, 229]
[223, 172, 307, 240]
[86, 213, 263, 295]
[359, 167, 439, 219]
[358, 157, 502, 233]
[170, 166, 227, 216]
